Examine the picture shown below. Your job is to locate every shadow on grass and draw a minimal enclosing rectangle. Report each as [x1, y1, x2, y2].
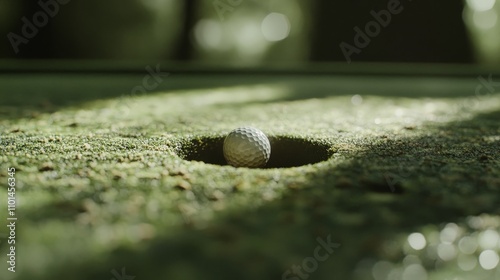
[18, 109, 500, 279]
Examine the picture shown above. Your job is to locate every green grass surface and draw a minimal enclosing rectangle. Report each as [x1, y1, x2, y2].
[0, 72, 499, 280]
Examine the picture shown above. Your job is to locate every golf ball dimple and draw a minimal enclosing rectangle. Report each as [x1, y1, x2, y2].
[223, 127, 271, 168]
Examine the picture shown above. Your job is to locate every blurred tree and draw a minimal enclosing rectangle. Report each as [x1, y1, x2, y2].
[463, 0, 500, 64]
[50, 0, 184, 59]
[174, 0, 196, 60]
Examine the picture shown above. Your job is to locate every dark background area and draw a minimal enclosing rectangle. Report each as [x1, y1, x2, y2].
[0, 0, 487, 64]
[310, 1, 474, 63]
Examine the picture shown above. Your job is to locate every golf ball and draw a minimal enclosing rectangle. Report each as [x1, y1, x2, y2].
[223, 127, 271, 168]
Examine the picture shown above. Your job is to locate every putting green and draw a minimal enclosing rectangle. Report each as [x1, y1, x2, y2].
[0, 70, 499, 280]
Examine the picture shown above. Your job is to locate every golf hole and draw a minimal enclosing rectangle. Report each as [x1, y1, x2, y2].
[178, 136, 334, 168]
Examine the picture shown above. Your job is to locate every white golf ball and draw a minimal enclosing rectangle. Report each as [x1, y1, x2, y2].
[223, 127, 271, 168]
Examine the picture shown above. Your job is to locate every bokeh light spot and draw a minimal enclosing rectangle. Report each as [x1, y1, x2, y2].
[408, 233, 427, 250]
[402, 264, 428, 280]
[467, 216, 484, 229]
[372, 261, 393, 280]
[478, 229, 500, 250]
[458, 236, 478, 254]
[403, 255, 422, 267]
[440, 223, 460, 244]
[467, 0, 496, 11]
[194, 19, 223, 50]
[472, 9, 498, 29]
[437, 243, 457, 261]
[479, 250, 499, 270]
[458, 254, 478, 271]
[261, 13, 290, 41]
[351, 94, 363, 106]
[235, 19, 268, 56]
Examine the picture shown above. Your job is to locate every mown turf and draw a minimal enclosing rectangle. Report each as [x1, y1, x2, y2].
[0, 72, 499, 280]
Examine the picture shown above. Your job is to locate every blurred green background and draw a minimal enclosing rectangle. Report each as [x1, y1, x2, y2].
[1, 0, 499, 64]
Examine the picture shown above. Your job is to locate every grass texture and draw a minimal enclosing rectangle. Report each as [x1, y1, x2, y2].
[0, 72, 499, 280]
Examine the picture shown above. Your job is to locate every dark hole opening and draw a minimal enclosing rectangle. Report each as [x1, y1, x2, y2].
[178, 136, 334, 168]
